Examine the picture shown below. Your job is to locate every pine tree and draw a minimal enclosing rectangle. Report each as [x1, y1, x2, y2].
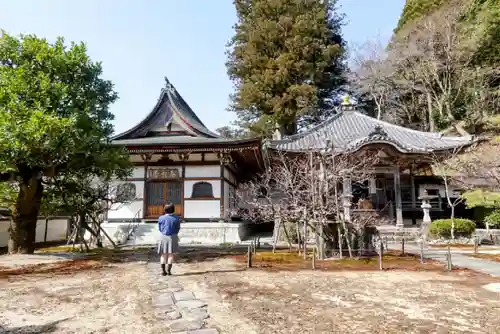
[226, 0, 347, 136]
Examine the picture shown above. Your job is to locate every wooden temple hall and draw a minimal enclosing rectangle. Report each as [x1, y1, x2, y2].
[100, 79, 475, 245]
[269, 99, 476, 228]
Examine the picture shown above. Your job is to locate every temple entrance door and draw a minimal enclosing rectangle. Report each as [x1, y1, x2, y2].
[146, 181, 183, 218]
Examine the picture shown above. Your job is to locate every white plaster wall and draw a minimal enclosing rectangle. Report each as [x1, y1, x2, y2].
[36, 219, 69, 242]
[224, 167, 237, 185]
[184, 200, 220, 219]
[0, 219, 69, 247]
[187, 153, 202, 161]
[204, 153, 219, 161]
[185, 165, 220, 178]
[184, 180, 221, 198]
[108, 200, 144, 219]
[131, 167, 145, 179]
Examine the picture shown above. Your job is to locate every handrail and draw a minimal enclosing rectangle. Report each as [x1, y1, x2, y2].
[124, 209, 142, 246]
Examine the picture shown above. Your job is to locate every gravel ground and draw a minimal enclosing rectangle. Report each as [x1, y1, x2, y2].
[174, 257, 500, 334]
[1, 249, 500, 334]
[0, 262, 160, 334]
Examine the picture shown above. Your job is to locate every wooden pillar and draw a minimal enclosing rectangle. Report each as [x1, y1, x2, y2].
[369, 178, 377, 208]
[218, 152, 232, 219]
[141, 153, 152, 219]
[394, 164, 404, 228]
[410, 169, 417, 225]
[220, 162, 225, 218]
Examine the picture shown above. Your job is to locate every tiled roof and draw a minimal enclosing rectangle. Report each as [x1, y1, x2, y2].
[111, 136, 260, 146]
[112, 77, 219, 141]
[270, 108, 475, 153]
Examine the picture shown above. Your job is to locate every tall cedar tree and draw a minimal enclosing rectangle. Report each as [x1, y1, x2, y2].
[0, 33, 131, 254]
[226, 0, 346, 136]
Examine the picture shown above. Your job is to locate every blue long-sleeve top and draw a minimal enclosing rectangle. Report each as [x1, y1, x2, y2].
[158, 214, 181, 236]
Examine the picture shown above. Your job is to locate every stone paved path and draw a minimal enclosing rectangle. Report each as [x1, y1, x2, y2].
[400, 244, 500, 277]
[146, 259, 219, 334]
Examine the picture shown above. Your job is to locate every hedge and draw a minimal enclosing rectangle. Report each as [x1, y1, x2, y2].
[429, 218, 476, 238]
[485, 210, 500, 228]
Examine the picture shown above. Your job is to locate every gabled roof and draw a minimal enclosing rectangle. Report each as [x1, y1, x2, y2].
[112, 77, 219, 142]
[270, 107, 476, 154]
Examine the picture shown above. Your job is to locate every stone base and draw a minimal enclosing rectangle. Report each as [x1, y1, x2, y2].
[91, 221, 254, 246]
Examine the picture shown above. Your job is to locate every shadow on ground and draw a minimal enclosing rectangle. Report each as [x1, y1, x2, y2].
[0, 318, 70, 333]
[175, 245, 250, 264]
[0, 248, 151, 280]
[177, 268, 247, 276]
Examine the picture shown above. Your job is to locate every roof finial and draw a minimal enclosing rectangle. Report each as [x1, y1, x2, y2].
[164, 76, 176, 94]
[340, 94, 356, 111]
[341, 94, 351, 106]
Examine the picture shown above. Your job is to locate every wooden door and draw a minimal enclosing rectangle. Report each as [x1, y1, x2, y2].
[146, 182, 183, 217]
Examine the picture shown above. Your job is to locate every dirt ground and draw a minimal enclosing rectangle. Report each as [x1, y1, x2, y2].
[175, 248, 500, 334]
[0, 249, 164, 334]
[0, 247, 500, 334]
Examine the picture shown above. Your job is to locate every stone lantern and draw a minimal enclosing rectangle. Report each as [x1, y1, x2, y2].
[418, 190, 435, 243]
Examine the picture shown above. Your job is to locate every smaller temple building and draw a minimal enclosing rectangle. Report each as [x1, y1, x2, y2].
[101, 78, 266, 245]
[269, 98, 476, 227]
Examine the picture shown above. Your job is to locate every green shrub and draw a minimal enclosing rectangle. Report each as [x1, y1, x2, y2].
[429, 218, 476, 238]
[484, 210, 500, 228]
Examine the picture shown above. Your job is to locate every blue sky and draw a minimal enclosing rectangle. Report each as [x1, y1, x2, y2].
[0, 0, 405, 135]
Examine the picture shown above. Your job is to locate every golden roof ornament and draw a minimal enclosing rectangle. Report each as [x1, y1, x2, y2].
[340, 94, 355, 111]
[341, 94, 351, 105]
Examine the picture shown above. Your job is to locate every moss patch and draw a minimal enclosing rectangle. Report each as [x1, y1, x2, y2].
[231, 249, 456, 272]
[429, 244, 476, 249]
[467, 253, 500, 263]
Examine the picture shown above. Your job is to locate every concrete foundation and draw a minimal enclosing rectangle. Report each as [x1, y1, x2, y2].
[89, 221, 249, 246]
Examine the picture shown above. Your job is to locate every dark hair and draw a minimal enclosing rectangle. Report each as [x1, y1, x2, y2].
[164, 203, 175, 214]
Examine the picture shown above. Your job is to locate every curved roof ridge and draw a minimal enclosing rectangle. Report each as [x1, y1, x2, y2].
[277, 111, 344, 142]
[112, 89, 168, 140]
[112, 77, 220, 140]
[164, 82, 220, 138]
[354, 111, 473, 140]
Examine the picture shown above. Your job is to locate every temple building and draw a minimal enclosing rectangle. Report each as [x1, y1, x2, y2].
[99, 81, 476, 246]
[101, 78, 265, 245]
[270, 98, 476, 228]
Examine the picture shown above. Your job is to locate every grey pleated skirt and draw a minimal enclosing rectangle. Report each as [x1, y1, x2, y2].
[157, 234, 180, 254]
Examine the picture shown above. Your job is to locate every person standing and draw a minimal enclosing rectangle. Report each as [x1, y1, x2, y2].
[157, 203, 181, 276]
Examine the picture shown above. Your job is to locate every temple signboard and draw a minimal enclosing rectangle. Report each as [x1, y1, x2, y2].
[147, 167, 180, 180]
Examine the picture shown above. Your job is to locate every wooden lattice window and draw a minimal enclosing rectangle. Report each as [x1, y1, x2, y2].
[191, 182, 214, 198]
[146, 182, 183, 217]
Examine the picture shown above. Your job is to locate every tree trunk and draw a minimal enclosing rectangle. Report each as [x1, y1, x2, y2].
[272, 217, 281, 254]
[8, 176, 43, 254]
[295, 220, 301, 253]
[80, 214, 103, 248]
[427, 92, 435, 132]
[450, 207, 455, 240]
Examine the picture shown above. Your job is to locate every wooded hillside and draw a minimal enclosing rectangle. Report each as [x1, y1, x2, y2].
[351, 0, 500, 135]
[395, 0, 500, 64]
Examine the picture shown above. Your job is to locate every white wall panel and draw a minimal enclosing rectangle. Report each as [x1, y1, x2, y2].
[185, 165, 220, 178]
[184, 200, 221, 219]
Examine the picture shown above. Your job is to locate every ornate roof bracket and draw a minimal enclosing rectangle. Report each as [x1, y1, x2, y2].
[368, 125, 388, 138]
[178, 153, 190, 162]
[217, 152, 233, 166]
